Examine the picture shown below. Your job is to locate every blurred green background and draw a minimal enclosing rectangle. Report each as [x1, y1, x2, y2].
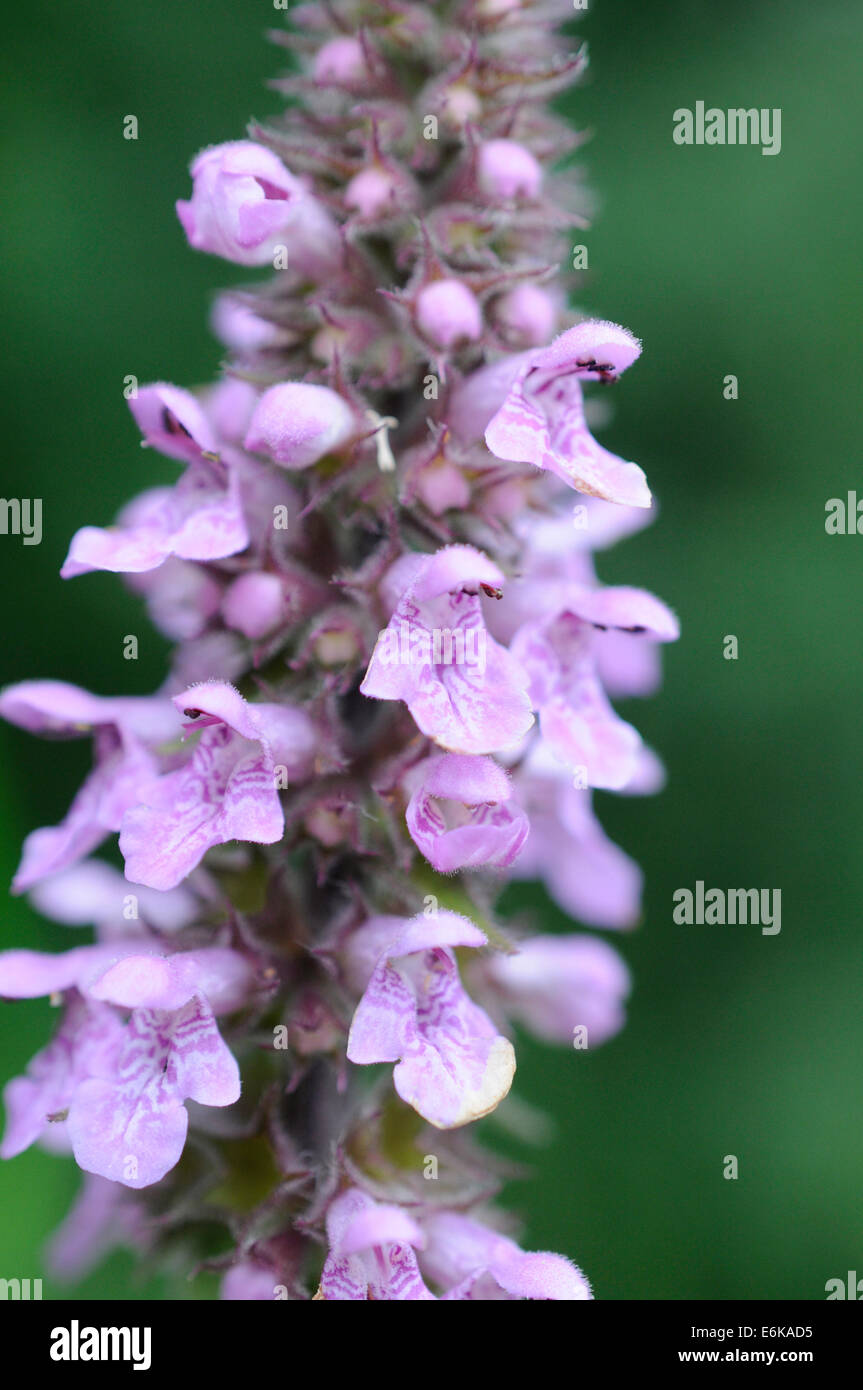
[1, 0, 861, 1300]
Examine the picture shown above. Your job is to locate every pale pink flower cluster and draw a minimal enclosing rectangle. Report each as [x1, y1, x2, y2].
[0, 0, 676, 1299]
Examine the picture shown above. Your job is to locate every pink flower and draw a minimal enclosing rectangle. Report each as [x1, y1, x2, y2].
[47, 1175, 146, 1282]
[68, 994, 240, 1187]
[127, 558, 224, 641]
[508, 743, 650, 928]
[510, 585, 678, 789]
[0, 995, 125, 1160]
[0, 681, 180, 892]
[0, 944, 251, 1186]
[176, 140, 342, 274]
[361, 544, 534, 755]
[453, 320, 650, 506]
[29, 859, 198, 941]
[221, 1261, 280, 1301]
[0, 942, 252, 1013]
[405, 753, 529, 872]
[62, 383, 248, 578]
[128, 381, 220, 463]
[484, 934, 631, 1046]
[345, 912, 516, 1129]
[400, 434, 472, 515]
[204, 377, 260, 445]
[344, 165, 402, 220]
[119, 681, 316, 891]
[420, 1211, 592, 1300]
[319, 1188, 434, 1300]
[210, 295, 285, 354]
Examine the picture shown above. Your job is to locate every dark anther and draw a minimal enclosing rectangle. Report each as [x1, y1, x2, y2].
[575, 358, 615, 375]
[480, 583, 504, 600]
[162, 407, 193, 439]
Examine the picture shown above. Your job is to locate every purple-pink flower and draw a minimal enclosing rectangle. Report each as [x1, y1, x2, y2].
[62, 383, 248, 578]
[509, 585, 678, 789]
[0, 681, 180, 892]
[361, 544, 534, 754]
[415, 279, 483, 349]
[482, 934, 631, 1047]
[29, 859, 198, 940]
[0, 995, 125, 1161]
[345, 912, 516, 1129]
[420, 1211, 592, 1300]
[68, 993, 239, 1188]
[405, 753, 528, 872]
[0, 944, 251, 1186]
[508, 741, 651, 928]
[120, 681, 315, 891]
[221, 1261, 280, 1301]
[176, 140, 342, 274]
[47, 1174, 146, 1282]
[319, 1188, 434, 1300]
[453, 320, 650, 506]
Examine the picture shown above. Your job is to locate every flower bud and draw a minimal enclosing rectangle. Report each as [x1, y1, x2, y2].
[304, 803, 353, 848]
[244, 383, 356, 468]
[492, 284, 557, 347]
[411, 454, 471, 515]
[477, 139, 543, 201]
[314, 628, 359, 665]
[415, 279, 483, 348]
[210, 295, 283, 354]
[344, 166, 400, 220]
[313, 36, 367, 87]
[221, 1262, 280, 1301]
[440, 84, 482, 128]
[221, 572, 285, 640]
